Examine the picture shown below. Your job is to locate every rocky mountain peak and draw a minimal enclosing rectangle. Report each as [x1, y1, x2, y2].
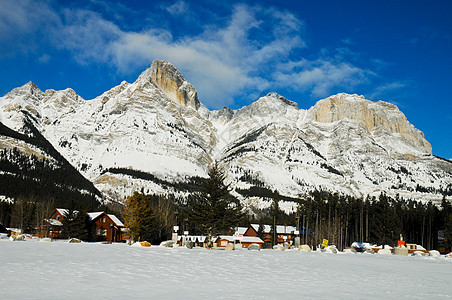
[266, 92, 299, 108]
[5, 81, 44, 99]
[310, 93, 432, 155]
[147, 59, 201, 110]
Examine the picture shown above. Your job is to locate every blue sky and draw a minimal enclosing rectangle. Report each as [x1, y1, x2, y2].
[1, 0, 451, 158]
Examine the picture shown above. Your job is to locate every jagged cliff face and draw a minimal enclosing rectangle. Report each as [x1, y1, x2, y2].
[0, 59, 451, 209]
[148, 60, 201, 110]
[310, 93, 432, 155]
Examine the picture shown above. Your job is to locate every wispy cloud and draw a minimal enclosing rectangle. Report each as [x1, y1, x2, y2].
[274, 58, 371, 98]
[166, 1, 188, 15]
[0, 0, 59, 57]
[0, 1, 375, 108]
[368, 82, 408, 106]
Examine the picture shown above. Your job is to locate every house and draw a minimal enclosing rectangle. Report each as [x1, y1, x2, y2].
[244, 224, 297, 247]
[88, 211, 124, 243]
[214, 235, 264, 249]
[38, 208, 67, 239]
[39, 208, 124, 242]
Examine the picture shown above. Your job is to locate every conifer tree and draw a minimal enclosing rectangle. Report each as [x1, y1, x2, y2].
[62, 208, 77, 239]
[123, 192, 153, 242]
[188, 162, 244, 247]
[71, 211, 91, 241]
[257, 221, 266, 245]
[270, 197, 280, 245]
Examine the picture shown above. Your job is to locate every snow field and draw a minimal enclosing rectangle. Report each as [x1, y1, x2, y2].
[1, 239, 452, 299]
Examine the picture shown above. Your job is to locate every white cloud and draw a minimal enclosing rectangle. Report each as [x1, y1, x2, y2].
[2, 1, 375, 108]
[0, 0, 59, 56]
[274, 58, 370, 98]
[52, 4, 306, 107]
[369, 82, 407, 101]
[166, 1, 188, 15]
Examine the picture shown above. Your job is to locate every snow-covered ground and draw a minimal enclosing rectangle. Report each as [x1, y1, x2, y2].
[1, 239, 451, 299]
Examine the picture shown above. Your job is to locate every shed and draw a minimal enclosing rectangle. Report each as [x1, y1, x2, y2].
[215, 235, 264, 249]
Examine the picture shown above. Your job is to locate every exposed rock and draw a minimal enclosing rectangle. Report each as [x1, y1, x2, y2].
[149, 60, 200, 110]
[67, 238, 81, 243]
[185, 241, 194, 249]
[225, 243, 234, 251]
[298, 245, 312, 252]
[393, 247, 408, 256]
[273, 244, 285, 251]
[310, 93, 432, 155]
[9, 235, 25, 241]
[377, 247, 392, 255]
[247, 243, 260, 251]
[160, 240, 174, 247]
[322, 245, 338, 254]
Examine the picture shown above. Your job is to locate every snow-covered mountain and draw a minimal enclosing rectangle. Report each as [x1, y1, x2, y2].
[0, 60, 451, 210]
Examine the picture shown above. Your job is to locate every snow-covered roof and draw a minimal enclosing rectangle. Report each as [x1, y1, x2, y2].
[56, 208, 69, 216]
[235, 227, 247, 235]
[55, 209, 123, 227]
[216, 235, 264, 244]
[250, 224, 271, 233]
[108, 214, 124, 227]
[45, 219, 63, 226]
[276, 225, 296, 234]
[250, 224, 296, 234]
[88, 212, 104, 221]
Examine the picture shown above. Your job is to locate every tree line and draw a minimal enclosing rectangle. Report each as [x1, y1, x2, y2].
[1, 157, 451, 252]
[250, 191, 452, 251]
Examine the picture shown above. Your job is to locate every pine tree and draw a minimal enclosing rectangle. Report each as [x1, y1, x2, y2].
[188, 162, 244, 247]
[440, 195, 452, 249]
[71, 211, 91, 241]
[257, 221, 266, 245]
[270, 196, 280, 246]
[123, 192, 153, 242]
[62, 208, 77, 239]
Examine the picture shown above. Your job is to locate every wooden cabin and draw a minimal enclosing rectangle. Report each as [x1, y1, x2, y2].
[39, 208, 124, 242]
[88, 212, 124, 243]
[244, 224, 296, 247]
[38, 208, 68, 239]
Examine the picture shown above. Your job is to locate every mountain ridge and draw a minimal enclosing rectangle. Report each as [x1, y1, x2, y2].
[0, 59, 450, 211]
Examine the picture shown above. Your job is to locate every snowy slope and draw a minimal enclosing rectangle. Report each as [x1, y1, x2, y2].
[0, 60, 451, 208]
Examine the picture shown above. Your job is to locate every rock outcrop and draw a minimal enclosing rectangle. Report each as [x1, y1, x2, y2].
[148, 60, 200, 110]
[310, 93, 432, 155]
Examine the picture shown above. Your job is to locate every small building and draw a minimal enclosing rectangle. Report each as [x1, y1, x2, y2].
[39, 208, 124, 242]
[244, 224, 296, 247]
[88, 211, 124, 243]
[406, 244, 428, 254]
[38, 208, 68, 239]
[215, 235, 264, 249]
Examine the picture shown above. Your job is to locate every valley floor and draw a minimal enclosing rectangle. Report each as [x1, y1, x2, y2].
[1, 238, 451, 299]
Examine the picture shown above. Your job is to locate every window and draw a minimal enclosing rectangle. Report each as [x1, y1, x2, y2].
[100, 217, 106, 223]
[96, 228, 107, 236]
